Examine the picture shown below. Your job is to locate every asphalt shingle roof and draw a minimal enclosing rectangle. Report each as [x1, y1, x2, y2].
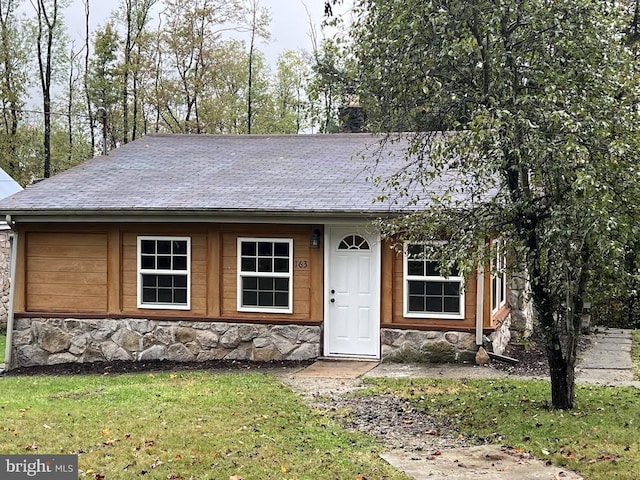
[0, 133, 437, 219]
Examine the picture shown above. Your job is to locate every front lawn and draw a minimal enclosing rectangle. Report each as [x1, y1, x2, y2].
[363, 377, 640, 480]
[0, 371, 406, 479]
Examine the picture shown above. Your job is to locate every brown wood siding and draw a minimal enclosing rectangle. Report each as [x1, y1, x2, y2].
[14, 223, 320, 326]
[25, 232, 108, 312]
[388, 249, 476, 329]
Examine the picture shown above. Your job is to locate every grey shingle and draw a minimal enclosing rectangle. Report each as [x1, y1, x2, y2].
[0, 133, 441, 218]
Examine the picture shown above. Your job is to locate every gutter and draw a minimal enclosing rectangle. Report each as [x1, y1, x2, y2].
[4, 215, 18, 369]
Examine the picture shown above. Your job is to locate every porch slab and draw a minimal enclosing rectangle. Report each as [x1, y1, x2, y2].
[293, 360, 379, 379]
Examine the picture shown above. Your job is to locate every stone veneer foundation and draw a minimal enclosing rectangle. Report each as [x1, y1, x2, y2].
[9, 318, 321, 368]
[8, 317, 510, 369]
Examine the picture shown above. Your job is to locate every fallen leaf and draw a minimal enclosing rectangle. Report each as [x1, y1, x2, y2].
[229, 474, 241, 480]
[425, 429, 439, 436]
[280, 465, 287, 473]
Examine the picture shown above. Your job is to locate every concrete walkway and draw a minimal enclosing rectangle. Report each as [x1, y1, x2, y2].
[289, 328, 638, 480]
[575, 327, 639, 386]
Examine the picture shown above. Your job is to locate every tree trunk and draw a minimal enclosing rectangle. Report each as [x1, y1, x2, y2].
[545, 329, 574, 410]
[83, 0, 95, 155]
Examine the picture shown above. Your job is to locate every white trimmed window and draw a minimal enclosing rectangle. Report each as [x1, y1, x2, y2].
[237, 238, 293, 313]
[404, 243, 465, 319]
[137, 236, 190, 310]
[491, 239, 507, 313]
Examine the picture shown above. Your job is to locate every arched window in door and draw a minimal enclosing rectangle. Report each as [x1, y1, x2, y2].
[338, 234, 370, 251]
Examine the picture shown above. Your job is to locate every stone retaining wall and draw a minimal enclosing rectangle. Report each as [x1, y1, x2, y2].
[9, 318, 320, 368]
[0, 231, 10, 331]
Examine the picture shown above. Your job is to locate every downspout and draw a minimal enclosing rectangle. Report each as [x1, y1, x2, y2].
[475, 264, 485, 346]
[4, 215, 18, 368]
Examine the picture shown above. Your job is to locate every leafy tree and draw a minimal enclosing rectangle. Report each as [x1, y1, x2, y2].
[159, 0, 246, 133]
[353, 0, 640, 409]
[86, 22, 121, 150]
[272, 50, 310, 133]
[244, 0, 270, 134]
[33, 0, 70, 178]
[0, 0, 29, 180]
[117, 0, 157, 143]
[307, 38, 354, 133]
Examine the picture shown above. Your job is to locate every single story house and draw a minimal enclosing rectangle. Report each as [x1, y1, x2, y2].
[0, 134, 516, 369]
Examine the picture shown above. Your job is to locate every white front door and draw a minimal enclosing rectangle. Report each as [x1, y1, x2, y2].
[325, 226, 380, 358]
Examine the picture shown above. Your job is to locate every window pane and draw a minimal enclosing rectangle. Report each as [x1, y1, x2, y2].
[158, 275, 173, 288]
[243, 290, 257, 306]
[426, 297, 443, 312]
[141, 256, 155, 270]
[173, 241, 187, 254]
[443, 282, 459, 296]
[444, 297, 460, 313]
[258, 292, 273, 306]
[258, 277, 274, 290]
[274, 292, 288, 307]
[173, 256, 187, 270]
[407, 260, 424, 276]
[242, 242, 256, 256]
[408, 244, 424, 257]
[142, 274, 157, 287]
[425, 261, 440, 276]
[241, 258, 256, 272]
[157, 240, 171, 254]
[243, 277, 257, 290]
[174, 275, 187, 288]
[408, 296, 424, 312]
[274, 242, 289, 256]
[274, 278, 289, 291]
[274, 258, 289, 273]
[142, 288, 156, 303]
[258, 258, 273, 272]
[258, 242, 272, 256]
[157, 256, 171, 270]
[408, 281, 425, 295]
[174, 289, 187, 304]
[158, 289, 172, 303]
[141, 240, 156, 254]
[426, 282, 443, 295]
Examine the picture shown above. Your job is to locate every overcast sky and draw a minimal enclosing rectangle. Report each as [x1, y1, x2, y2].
[62, 0, 342, 66]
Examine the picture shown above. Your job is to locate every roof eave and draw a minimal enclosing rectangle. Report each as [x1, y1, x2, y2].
[3, 208, 406, 225]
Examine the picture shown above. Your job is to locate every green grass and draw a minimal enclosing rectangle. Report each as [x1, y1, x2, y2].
[632, 330, 639, 380]
[362, 377, 640, 480]
[0, 372, 407, 480]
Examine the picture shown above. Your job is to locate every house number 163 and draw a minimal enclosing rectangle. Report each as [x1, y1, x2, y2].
[295, 260, 308, 269]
